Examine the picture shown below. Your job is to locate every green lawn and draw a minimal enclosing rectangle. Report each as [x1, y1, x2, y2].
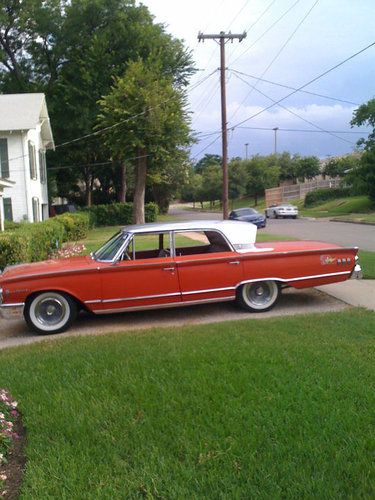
[297, 195, 375, 218]
[359, 250, 375, 279]
[1, 309, 375, 498]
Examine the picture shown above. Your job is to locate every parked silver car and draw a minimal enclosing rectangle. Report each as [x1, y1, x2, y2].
[265, 203, 298, 219]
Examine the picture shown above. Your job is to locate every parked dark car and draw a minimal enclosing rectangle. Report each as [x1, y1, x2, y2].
[229, 208, 266, 228]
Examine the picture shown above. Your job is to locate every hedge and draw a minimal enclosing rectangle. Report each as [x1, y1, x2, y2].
[85, 202, 158, 226]
[0, 212, 90, 269]
[304, 187, 352, 208]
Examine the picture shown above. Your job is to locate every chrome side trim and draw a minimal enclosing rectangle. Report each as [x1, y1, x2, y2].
[93, 296, 236, 314]
[182, 286, 235, 296]
[1, 302, 25, 307]
[101, 291, 181, 304]
[84, 299, 102, 304]
[237, 270, 351, 288]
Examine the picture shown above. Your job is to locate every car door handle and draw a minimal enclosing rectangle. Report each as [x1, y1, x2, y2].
[228, 261, 240, 265]
[162, 267, 175, 271]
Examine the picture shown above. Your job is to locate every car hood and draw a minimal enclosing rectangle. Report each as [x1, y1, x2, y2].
[0, 255, 94, 282]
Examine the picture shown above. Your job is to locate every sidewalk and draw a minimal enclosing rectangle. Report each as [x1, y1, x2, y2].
[316, 279, 375, 311]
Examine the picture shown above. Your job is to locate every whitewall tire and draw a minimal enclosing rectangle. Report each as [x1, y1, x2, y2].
[24, 292, 77, 335]
[237, 280, 280, 312]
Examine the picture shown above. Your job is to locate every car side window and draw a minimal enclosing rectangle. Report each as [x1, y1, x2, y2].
[124, 232, 171, 260]
[174, 230, 230, 256]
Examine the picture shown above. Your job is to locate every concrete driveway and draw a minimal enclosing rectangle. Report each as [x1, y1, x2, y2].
[0, 288, 347, 350]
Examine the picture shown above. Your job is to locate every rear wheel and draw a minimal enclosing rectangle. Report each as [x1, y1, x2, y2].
[237, 280, 280, 312]
[24, 291, 77, 335]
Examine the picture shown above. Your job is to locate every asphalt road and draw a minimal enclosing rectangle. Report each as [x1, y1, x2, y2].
[170, 206, 375, 251]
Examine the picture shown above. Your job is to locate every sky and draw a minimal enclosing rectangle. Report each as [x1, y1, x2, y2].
[138, 0, 374, 161]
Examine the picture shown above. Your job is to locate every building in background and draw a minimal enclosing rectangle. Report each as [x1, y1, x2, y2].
[0, 93, 54, 223]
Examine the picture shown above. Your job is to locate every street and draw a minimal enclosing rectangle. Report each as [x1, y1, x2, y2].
[170, 206, 375, 251]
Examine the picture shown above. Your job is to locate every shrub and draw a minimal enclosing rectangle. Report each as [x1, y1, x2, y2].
[0, 232, 29, 270]
[85, 202, 158, 226]
[304, 187, 352, 207]
[54, 212, 90, 241]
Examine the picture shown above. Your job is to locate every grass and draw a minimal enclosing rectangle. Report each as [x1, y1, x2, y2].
[1, 309, 375, 497]
[297, 195, 375, 218]
[359, 250, 375, 279]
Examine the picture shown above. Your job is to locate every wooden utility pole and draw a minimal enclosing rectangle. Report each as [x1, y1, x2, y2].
[198, 31, 246, 219]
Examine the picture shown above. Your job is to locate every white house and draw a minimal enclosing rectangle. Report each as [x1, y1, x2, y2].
[0, 93, 54, 223]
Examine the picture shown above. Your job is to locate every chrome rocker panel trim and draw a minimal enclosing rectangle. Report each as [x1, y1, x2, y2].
[0, 303, 25, 320]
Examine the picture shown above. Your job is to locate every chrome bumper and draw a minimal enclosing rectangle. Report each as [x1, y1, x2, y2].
[0, 303, 25, 320]
[351, 255, 363, 279]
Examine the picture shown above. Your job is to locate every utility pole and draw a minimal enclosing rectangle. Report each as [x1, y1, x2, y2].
[198, 31, 246, 219]
[244, 142, 249, 160]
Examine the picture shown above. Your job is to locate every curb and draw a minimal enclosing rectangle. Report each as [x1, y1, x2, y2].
[330, 218, 375, 226]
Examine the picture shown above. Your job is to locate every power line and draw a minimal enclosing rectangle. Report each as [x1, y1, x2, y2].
[229, 69, 360, 106]
[232, 71, 356, 145]
[191, 133, 222, 160]
[229, 0, 303, 67]
[229, 0, 320, 123]
[230, 40, 375, 130]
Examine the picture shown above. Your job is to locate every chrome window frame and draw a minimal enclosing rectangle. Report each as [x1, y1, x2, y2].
[172, 228, 234, 256]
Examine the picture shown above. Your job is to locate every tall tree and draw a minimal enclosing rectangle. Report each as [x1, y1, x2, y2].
[1, 0, 194, 205]
[351, 99, 375, 201]
[97, 59, 192, 222]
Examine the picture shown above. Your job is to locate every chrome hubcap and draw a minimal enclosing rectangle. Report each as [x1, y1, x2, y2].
[35, 298, 66, 326]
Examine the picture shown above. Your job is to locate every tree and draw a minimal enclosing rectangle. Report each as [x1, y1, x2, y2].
[295, 156, 320, 182]
[200, 164, 222, 208]
[351, 98, 375, 201]
[245, 156, 280, 205]
[228, 159, 248, 202]
[323, 155, 361, 178]
[1, 0, 195, 205]
[194, 154, 222, 173]
[97, 59, 192, 222]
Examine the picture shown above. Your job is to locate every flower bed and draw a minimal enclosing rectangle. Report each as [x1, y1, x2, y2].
[0, 389, 22, 498]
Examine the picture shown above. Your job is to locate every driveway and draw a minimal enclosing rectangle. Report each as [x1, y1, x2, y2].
[0, 288, 346, 350]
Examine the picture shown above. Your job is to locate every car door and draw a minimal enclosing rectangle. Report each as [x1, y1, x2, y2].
[98, 231, 181, 312]
[174, 230, 243, 304]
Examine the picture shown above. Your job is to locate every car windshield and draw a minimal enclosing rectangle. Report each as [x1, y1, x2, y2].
[93, 231, 127, 261]
[237, 208, 257, 215]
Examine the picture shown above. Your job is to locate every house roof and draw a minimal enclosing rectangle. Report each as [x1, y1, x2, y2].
[0, 93, 54, 149]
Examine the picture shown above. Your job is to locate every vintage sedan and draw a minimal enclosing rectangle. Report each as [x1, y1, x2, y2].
[0, 220, 361, 335]
[265, 203, 298, 219]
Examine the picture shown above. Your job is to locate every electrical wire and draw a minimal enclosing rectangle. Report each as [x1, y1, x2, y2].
[231, 71, 356, 145]
[229, 0, 320, 123]
[230, 40, 375, 130]
[228, 0, 303, 67]
[229, 69, 360, 106]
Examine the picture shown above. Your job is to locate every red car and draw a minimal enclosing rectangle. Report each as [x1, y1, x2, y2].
[0, 221, 362, 335]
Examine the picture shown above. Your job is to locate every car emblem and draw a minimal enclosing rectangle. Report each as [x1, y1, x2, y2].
[320, 255, 336, 265]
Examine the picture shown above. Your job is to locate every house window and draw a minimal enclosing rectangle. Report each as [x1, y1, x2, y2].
[39, 150, 47, 183]
[0, 139, 9, 178]
[32, 197, 40, 222]
[3, 198, 13, 221]
[28, 141, 37, 180]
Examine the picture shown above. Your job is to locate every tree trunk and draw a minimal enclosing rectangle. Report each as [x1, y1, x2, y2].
[117, 160, 127, 203]
[132, 148, 147, 224]
[85, 170, 93, 207]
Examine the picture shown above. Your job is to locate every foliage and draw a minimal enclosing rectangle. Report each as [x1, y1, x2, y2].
[0, 389, 19, 496]
[304, 187, 353, 207]
[351, 98, 375, 201]
[244, 156, 280, 205]
[194, 154, 222, 173]
[1, 310, 375, 497]
[296, 156, 320, 181]
[322, 155, 361, 178]
[85, 202, 158, 227]
[0, 0, 194, 205]
[97, 59, 192, 222]
[0, 213, 90, 268]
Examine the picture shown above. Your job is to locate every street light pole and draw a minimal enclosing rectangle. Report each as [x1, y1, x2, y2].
[273, 127, 279, 155]
[245, 142, 249, 160]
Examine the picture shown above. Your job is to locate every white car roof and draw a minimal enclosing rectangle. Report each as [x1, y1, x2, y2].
[122, 220, 257, 247]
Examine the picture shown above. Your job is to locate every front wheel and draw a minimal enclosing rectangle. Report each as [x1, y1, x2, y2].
[24, 291, 78, 335]
[236, 280, 280, 312]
